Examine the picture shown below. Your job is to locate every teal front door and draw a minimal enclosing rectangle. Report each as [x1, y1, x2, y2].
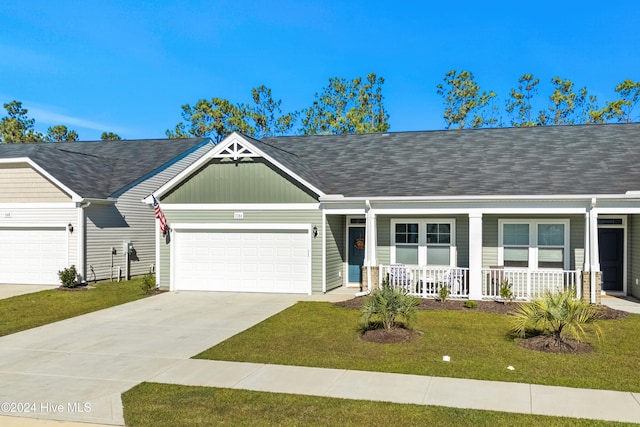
[348, 227, 366, 283]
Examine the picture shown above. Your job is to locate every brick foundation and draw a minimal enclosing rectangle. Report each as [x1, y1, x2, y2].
[581, 271, 602, 304]
[360, 266, 380, 291]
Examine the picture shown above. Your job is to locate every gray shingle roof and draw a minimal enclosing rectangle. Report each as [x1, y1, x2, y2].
[260, 124, 640, 197]
[0, 138, 210, 199]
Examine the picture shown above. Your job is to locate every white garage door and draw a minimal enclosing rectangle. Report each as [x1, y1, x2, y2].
[0, 227, 68, 285]
[174, 229, 311, 293]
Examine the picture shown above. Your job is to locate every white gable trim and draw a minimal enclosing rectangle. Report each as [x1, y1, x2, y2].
[146, 132, 325, 203]
[0, 157, 83, 202]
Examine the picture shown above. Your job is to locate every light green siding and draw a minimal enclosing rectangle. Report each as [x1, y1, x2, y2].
[325, 215, 345, 290]
[377, 216, 391, 264]
[482, 215, 585, 269]
[160, 209, 323, 291]
[629, 215, 640, 298]
[162, 158, 318, 204]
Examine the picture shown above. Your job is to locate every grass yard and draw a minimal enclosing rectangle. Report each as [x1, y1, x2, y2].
[0, 278, 154, 336]
[122, 382, 633, 427]
[195, 301, 640, 392]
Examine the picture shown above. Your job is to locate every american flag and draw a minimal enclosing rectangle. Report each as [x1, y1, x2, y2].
[152, 195, 167, 234]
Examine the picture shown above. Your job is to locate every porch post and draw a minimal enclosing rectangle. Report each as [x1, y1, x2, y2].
[364, 200, 377, 291]
[468, 212, 483, 300]
[589, 200, 600, 303]
[583, 212, 590, 272]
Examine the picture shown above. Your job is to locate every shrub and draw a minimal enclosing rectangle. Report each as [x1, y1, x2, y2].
[140, 270, 156, 294]
[511, 290, 602, 347]
[438, 284, 451, 303]
[362, 284, 419, 331]
[464, 300, 478, 309]
[58, 265, 79, 288]
[499, 279, 514, 303]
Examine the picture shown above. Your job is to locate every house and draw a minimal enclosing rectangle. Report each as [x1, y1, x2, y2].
[0, 138, 213, 285]
[147, 123, 640, 303]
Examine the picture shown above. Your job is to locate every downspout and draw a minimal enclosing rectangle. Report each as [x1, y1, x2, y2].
[77, 201, 91, 283]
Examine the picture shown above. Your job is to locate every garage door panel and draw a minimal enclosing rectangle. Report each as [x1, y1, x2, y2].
[175, 229, 310, 293]
[0, 227, 67, 285]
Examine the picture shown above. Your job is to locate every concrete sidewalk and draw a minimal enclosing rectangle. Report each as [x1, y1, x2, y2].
[150, 359, 640, 424]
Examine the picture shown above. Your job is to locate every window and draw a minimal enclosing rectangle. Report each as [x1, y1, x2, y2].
[499, 220, 569, 270]
[395, 223, 418, 264]
[503, 224, 529, 267]
[426, 223, 451, 265]
[392, 220, 455, 266]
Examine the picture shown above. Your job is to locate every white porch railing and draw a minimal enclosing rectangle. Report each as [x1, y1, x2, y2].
[482, 268, 581, 301]
[378, 264, 469, 298]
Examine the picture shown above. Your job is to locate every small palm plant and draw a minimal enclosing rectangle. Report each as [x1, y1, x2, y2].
[511, 290, 602, 348]
[362, 282, 419, 331]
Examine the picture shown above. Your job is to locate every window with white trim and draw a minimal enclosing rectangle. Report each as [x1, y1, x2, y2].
[392, 220, 456, 266]
[499, 220, 569, 270]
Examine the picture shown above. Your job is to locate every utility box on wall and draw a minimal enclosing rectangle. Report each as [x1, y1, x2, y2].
[123, 241, 133, 255]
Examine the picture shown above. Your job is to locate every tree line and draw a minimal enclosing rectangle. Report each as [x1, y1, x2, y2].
[0, 100, 121, 143]
[2, 71, 638, 144]
[437, 71, 640, 129]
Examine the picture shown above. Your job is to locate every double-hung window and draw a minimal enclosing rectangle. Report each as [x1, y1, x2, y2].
[499, 220, 569, 270]
[394, 223, 419, 264]
[392, 220, 455, 266]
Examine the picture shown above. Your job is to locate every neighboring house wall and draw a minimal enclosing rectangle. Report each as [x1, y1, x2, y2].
[162, 158, 318, 204]
[325, 214, 345, 291]
[629, 215, 640, 299]
[159, 209, 323, 291]
[84, 144, 212, 281]
[0, 164, 70, 202]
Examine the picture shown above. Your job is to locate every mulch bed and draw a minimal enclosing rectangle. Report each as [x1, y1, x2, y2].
[516, 335, 593, 354]
[360, 327, 423, 344]
[337, 296, 630, 351]
[334, 296, 629, 320]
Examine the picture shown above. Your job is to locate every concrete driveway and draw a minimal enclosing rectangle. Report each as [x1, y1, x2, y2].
[0, 291, 311, 425]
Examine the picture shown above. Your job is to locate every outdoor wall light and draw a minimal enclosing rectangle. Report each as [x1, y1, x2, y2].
[68, 223, 74, 233]
[312, 226, 318, 238]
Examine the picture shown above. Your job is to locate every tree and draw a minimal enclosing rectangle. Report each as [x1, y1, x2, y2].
[436, 70, 497, 130]
[505, 74, 540, 127]
[300, 73, 390, 135]
[46, 125, 78, 142]
[249, 85, 297, 138]
[606, 79, 640, 123]
[511, 290, 602, 350]
[0, 101, 43, 143]
[166, 98, 254, 143]
[538, 77, 592, 126]
[101, 132, 121, 141]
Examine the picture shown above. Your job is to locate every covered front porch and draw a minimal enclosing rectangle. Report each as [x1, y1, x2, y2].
[322, 196, 640, 303]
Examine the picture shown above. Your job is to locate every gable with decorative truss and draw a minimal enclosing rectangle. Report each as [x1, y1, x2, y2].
[213, 137, 260, 160]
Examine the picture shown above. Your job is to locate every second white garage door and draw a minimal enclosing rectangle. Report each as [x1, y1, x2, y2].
[174, 228, 311, 293]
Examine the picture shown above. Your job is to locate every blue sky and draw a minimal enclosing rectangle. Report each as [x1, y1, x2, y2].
[1, 1, 639, 140]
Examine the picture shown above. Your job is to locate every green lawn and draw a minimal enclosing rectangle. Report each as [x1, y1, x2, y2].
[122, 383, 633, 427]
[195, 301, 640, 392]
[0, 278, 154, 336]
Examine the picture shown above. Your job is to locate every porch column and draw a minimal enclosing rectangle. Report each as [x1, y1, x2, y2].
[589, 201, 600, 303]
[583, 212, 590, 272]
[468, 212, 483, 300]
[364, 200, 377, 290]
